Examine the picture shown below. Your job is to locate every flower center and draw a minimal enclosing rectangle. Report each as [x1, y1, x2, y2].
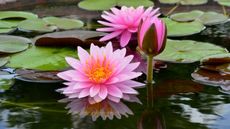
[85, 57, 112, 83]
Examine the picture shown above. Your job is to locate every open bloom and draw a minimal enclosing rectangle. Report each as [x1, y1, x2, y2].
[57, 42, 144, 104]
[97, 6, 159, 47]
[59, 96, 140, 121]
[138, 17, 167, 56]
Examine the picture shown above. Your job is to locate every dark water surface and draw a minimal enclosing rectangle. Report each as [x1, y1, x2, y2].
[0, 1, 230, 129]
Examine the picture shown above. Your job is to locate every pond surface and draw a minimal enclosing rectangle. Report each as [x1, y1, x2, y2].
[0, 1, 230, 129]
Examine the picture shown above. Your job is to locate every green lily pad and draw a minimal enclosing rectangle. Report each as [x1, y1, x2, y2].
[18, 19, 57, 33]
[170, 11, 228, 26]
[170, 10, 204, 22]
[0, 28, 16, 34]
[159, 0, 208, 5]
[197, 12, 229, 26]
[43, 17, 84, 30]
[0, 57, 9, 67]
[0, 11, 38, 20]
[78, 0, 154, 11]
[0, 20, 17, 28]
[0, 35, 31, 54]
[154, 39, 228, 63]
[7, 46, 77, 71]
[215, 0, 230, 7]
[162, 18, 205, 37]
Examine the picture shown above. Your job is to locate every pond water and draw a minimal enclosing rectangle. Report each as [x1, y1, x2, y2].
[0, 1, 230, 129]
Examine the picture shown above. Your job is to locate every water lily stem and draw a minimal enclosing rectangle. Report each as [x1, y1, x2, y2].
[147, 55, 154, 84]
[222, 5, 228, 16]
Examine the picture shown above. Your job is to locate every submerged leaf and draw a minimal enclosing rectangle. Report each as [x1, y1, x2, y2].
[34, 30, 106, 47]
[78, 0, 153, 10]
[43, 17, 84, 30]
[162, 18, 205, 37]
[15, 69, 62, 83]
[0, 71, 14, 92]
[7, 46, 77, 71]
[154, 39, 228, 63]
[0, 35, 31, 54]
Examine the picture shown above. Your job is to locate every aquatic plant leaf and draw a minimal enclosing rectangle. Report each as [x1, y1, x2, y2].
[170, 10, 204, 22]
[162, 18, 205, 37]
[215, 0, 230, 7]
[7, 46, 77, 71]
[18, 19, 57, 33]
[0, 35, 31, 54]
[15, 69, 62, 83]
[0, 71, 14, 92]
[197, 12, 229, 26]
[0, 57, 9, 67]
[159, 0, 208, 5]
[0, 28, 16, 34]
[78, 0, 153, 11]
[191, 68, 230, 87]
[0, 20, 17, 28]
[43, 17, 84, 30]
[154, 39, 228, 63]
[34, 30, 106, 47]
[0, 11, 38, 20]
[170, 11, 228, 26]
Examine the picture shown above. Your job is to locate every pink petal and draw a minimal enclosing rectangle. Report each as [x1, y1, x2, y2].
[98, 85, 108, 100]
[77, 46, 90, 64]
[89, 85, 100, 97]
[78, 88, 90, 98]
[108, 85, 123, 98]
[65, 57, 84, 73]
[120, 31, 132, 47]
[100, 30, 122, 41]
[108, 95, 121, 103]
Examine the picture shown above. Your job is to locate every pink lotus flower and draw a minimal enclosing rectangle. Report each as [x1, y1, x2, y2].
[59, 96, 140, 121]
[97, 6, 160, 47]
[138, 17, 167, 56]
[57, 42, 144, 104]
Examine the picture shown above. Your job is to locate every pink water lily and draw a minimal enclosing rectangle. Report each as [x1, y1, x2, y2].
[97, 6, 160, 47]
[57, 42, 144, 104]
[138, 17, 167, 56]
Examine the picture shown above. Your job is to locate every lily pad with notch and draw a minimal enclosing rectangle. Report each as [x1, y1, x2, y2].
[162, 18, 205, 37]
[18, 19, 57, 33]
[0, 35, 31, 54]
[34, 30, 106, 47]
[7, 46, 77, 71]
[78, 0, 154, 11]
[43, 17, 84, 30]
[154, 39, 228, 63]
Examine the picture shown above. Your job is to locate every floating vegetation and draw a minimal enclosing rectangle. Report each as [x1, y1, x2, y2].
[159, 0, 208, 5]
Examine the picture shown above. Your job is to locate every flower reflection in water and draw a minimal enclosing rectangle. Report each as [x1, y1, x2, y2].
[59, 96, 141, 121]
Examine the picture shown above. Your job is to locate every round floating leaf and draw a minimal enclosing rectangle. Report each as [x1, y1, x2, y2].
[197, 12, 229, 26]
[170, 11, 229, 26]
[15, 69, 62, 83]
[18, 19, 57, 33]
[78, 0, 153, 11]
[43, 17, 84, 30]
[0, 28, 16, 34]
[0, 20, 17, 28]
[34, 30, 106, 47]
[170, 10, 204, 22]
[7, 46, 77, 71]
[215, 0, 230, 7]
[0, 35, 31, 54]
[154, 39, 228, 63]
[192, 68, 230, 87]
[0, 57, 9, 67]
[159, 0, 208, 5]
[0, 11, 38, 20]
[162, 18, 205, 37]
